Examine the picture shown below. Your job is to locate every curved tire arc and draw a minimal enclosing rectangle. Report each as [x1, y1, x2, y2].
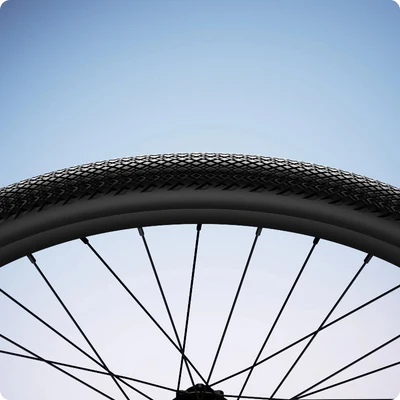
[0, 153, 399, 268]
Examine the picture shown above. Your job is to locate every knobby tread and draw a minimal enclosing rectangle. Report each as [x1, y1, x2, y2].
[0, 153, 400, 222]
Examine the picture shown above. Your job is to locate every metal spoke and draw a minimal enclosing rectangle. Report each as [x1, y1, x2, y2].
[0, 216, 395, 400]
[177, 224, 202, 393]
[237, 237, 319, 400]
[0, 349, 175, 393]
[0, 286, 151, 394]
[207, 227, 263, 385]
[81, 236, 207, 384]
[0, 286, 102, 367]
[210, 279, 400, 387]
[138, 227, 195, 387]
[269, 253, 373, 399]
[224, 395, 392, 400]
[294, 360, 400, 399]
[27, 254, 132, 400]
[0, 333, 116, 400]
[225, 396, 288, 400]
[293, 333, 400, 399]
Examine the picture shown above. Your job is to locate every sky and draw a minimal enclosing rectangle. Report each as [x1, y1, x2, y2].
[0, 0, 400, 399]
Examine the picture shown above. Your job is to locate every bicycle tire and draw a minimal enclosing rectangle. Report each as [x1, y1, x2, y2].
[0, 153, 399, 268]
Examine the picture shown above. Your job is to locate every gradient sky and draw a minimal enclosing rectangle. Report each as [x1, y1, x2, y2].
[0, 1, 400, 399]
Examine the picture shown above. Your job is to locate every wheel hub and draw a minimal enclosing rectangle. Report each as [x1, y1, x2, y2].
[174, 384, 226, 400]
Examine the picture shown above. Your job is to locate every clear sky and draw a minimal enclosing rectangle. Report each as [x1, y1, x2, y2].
[0, 1, 400, 399]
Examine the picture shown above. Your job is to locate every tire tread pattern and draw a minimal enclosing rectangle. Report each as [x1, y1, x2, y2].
[1, 153, 399, 222]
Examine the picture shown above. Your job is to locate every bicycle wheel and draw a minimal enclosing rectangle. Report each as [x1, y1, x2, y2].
[0, 153, 399, 400]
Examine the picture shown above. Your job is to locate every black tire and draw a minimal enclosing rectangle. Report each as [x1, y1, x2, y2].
[0, 153, 399, 268]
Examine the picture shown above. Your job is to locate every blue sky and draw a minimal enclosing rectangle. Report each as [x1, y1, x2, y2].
[0, 0, 400, 186]
[0, 1, 400, 399]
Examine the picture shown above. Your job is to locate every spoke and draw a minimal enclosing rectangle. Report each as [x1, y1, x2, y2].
[177, 224, 202, 393]
[27, 254, 132, 400]
[225, 396, 281, 400]
[81, 237, 207, 384]
[0, 349, 175, 393]
[0, 334, 115, 400]
[293, 333, 400, 399]
[210, 278, 400, 387]
[0, 286, 102, 368]
[207, 227, 263, 385]
[0, 286, 154, 396]
[138, 227, 195, 387]
[237, 237, 320, 400]
[295, 360, 400, 399]
[224, 395, 392, 400]
[269, 253, 373, 399]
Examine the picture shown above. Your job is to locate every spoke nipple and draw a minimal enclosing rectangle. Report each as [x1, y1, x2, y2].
[138, 227, 145, 237]
[364, 254, 373, 264]
[80, 237, 89, 245]
[256, 227, 262, 236]
[197, 224, 202, 231]
[313, 237, 320, 245]
[27, 254, 36, 264]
